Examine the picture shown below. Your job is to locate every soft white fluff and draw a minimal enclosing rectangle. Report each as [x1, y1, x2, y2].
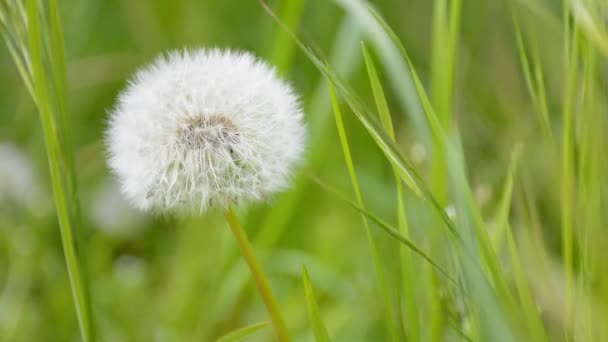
[106, 49, 306, 213]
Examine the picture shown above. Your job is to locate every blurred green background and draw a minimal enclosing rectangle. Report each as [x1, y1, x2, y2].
[1, 0, 606, 341]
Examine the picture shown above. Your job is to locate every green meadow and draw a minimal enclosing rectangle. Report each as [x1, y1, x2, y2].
[1, 0, 607, 341]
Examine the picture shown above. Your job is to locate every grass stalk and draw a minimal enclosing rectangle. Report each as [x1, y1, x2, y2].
[328, 83, 401, 342]
[224, 205, 291, 342]
[19, 0, 96, 340]
[361, 43, 418, 341]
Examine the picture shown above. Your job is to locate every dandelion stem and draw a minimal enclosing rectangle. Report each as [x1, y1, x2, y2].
[224, 205, 291, 342]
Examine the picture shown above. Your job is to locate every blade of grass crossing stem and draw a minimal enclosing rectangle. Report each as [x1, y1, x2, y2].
[361, 42, 419, 341]
[302, 266, 331, 342]
[215, 321, 270, 342]
[328, 82, 401, 342]
[25, 0, 95, 341]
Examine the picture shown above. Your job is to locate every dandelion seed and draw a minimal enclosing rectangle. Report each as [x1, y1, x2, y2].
[106, 48, 307, 213]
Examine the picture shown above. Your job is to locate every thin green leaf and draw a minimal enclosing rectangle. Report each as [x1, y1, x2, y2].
[24, 1, 95, 340]
[332, 0, 430, 145]
[260, 0, 468, 243]
[215, 321, 270, 342]
[328, 80, 401, 342]
[302, 266, 331, 342]
[509, 1, 552, 138]
[361, 41, 419, 341]
[570, 0, 608, 59]
[311, 176, 454, 283]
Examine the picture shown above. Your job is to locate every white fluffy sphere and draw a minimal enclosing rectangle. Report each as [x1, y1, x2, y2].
[106, 49, 306, 213]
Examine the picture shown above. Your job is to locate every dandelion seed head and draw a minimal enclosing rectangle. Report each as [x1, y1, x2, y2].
[106, 48, 307, 213]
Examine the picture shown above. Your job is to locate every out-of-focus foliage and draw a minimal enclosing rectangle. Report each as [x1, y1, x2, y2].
[1, 0, 607, 341]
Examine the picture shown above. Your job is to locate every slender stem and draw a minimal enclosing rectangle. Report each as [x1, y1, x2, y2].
[224, 205, 291, 342]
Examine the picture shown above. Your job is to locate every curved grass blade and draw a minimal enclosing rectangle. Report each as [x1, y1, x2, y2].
[215, 321, 270, 342]
[258, 0, 423, 200]
[20, 1, 95, 340]
[570, 0, 608, 59]
[311, 176, 454, 283]
[361, 42, 418, 341]
[302, 266, 331, 342]
[498, 148, 548, 342]
[509, 1, 552, 139]
[331, 0, 430, 145]
[328, 81, 401, 342]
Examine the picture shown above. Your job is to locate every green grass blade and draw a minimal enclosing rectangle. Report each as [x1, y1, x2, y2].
[509, 1, 552, 138]
[507, 243, 547, 342]
[332, 0, 430, 145]
[570, 0, 608, 59]
[429, 0, 461, 205]
[302, 266, 331, 342]
[361, 42, 419, 341]
[328, 81, 401, 342]
[260, 0, 467, 242]
[491, 144, 548, 340]
[361, 42, 394, 139]
[25, 0, 95, 340]
[312, 176, 454, 283]
[215, 321, 270, 342]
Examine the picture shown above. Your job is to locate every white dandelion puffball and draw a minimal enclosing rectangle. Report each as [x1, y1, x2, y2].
[107, 49, 307, 213]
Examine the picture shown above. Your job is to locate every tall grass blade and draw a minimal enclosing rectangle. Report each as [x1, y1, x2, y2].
[312, 176, 453, 282]
[328, 81, 401, 342]
[302, 266, 332, 342]
[429, 0, 461, 205]
[509, 1, 552, 138]
[361, 42, 418, 341]
[331, 0, 430, 145]
[17, 1, 96, 340]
